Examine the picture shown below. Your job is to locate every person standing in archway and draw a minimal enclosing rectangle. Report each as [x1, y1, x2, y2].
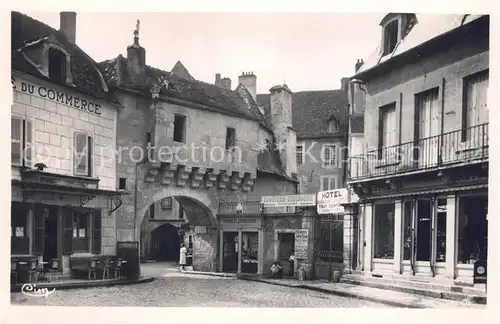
[179, 243, 187, 271]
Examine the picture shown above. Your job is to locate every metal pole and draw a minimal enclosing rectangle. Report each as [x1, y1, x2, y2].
[328, 218, 332, 281]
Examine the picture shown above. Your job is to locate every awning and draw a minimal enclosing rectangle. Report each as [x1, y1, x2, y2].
[359, 183, 488, 202]
[12, 179, 129, 215]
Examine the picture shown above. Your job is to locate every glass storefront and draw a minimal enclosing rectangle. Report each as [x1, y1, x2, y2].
[373, 203, 395, 259]
[241, 232, 258, 274]
[458, 195, 488, 264]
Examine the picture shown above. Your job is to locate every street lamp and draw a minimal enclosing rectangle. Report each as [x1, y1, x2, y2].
[236, 203, 243, 215]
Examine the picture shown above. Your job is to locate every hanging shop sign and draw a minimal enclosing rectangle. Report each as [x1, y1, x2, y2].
[317, 188, 359, 214]
[194, 226, 207, 235]
[261, 194, 316, 207]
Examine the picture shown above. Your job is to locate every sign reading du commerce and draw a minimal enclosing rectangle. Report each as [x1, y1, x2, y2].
[317, 188, 359, 214]
[261, 194, 316, 207]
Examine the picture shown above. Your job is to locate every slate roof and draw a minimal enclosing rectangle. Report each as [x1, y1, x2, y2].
[355, 14, 485, 76]
[98, 56, 267, 124]
[11, 11, 116, 104]
[256, 89, 349, 139]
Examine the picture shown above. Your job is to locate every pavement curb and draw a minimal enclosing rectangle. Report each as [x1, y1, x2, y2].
[11, 276, 155, 292]
[239, 277, 421, 308]
[180, 270, 237, 278]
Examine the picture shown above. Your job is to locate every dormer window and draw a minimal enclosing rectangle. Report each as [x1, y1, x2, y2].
[48, 47, 68, 84]
[328, 117, 338, 132]
[383, 19, 399, 55]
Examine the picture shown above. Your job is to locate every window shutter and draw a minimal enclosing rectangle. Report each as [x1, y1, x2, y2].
[87, 136, 93, 177]
[62, 207, 74, 255]
[24, 119, 33, 167]
[32, 204, 45, 255]
[92, 209, 102, 255]
[74, 133, 88, 175]
[11, 117, 22, 165]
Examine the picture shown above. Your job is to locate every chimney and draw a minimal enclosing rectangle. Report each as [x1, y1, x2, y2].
[355, 59, 364, 73]
[127, 19, 146, 75]
[269, 84, 296, 176]
[215, 73, 232, 90]
[341, 77, 350, 92]
[238, 72, 257, 102]
[221, 77, 232, 90]
[60, 12, 76, 44]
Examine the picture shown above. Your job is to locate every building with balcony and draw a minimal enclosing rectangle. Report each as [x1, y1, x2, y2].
[10, 12, 125, 274]
[347, 14, 489, 288]
[98, 25, 303, 274]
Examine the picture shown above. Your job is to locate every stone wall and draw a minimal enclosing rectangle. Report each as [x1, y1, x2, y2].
[11, 73, 117, 190]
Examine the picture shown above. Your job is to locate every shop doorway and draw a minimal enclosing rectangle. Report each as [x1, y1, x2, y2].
[222, 232, 239, 273]
[402, 198, 448, 276]
[278, 233, 295, 277]
[42, 206, 59, 265]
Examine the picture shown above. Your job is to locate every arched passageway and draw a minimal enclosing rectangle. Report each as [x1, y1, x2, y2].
[150, 223, 180, 261]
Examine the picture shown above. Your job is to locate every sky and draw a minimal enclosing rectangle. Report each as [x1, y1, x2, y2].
[26, 12, 384, 93]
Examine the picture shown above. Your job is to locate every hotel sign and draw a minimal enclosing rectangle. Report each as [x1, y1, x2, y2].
[317, 188, 359, 214]
[261, 194, 316, 207]
[12, 77, 103, 116]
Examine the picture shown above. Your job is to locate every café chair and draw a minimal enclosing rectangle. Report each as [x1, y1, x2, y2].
[102, 258, 112, 280]
[11, 259, 18, 285]
[48, 259, 59, 281]
[28, 258, 39, 282]
[87, 259, 98, 280]
[114, 258, 123, 279]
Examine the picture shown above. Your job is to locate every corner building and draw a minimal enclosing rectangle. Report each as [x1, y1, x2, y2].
[10, 12, 124, 274]
[348, 14, 489, 287]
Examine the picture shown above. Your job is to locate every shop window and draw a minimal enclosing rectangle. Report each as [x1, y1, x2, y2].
[296, 144, 304, 165]
[402, 201, 412, 261]
[241, 232, 258, 274]
[318, 221, 344, 262]
[73, 211, 90, 252]
[11, 117, 33, 167]
[173, 114, 186, 143]
[435, 198, 447, 263]
[458, 196, 488, 264]
[11, 202, 30, 255]
[373, 203, 395, 259]
[323, 144, 337, 168]
[74, 132, 92, 177]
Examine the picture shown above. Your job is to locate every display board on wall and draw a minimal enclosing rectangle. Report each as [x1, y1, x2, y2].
[261, 194, 316, 207]
[294, 229, 309, 259]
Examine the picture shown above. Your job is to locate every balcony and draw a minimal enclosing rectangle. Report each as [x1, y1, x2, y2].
[217, 201, 263, 216]
[349, 123, 489, 182]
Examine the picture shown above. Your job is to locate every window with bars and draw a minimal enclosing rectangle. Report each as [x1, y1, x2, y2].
[73, 132, 92, 176]
[296, 144, 304, 165]
[383, 19, 399, 55]
[462, 69, 489, 141]
[322, 144, 336, 167]
[11, 117, 33, 167]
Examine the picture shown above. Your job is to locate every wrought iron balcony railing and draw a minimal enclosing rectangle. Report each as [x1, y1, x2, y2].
[217, 201, 263, 215]
[349, 123, 489, 181]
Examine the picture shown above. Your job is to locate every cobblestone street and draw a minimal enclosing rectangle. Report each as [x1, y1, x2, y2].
[11, 263, 393, 307]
